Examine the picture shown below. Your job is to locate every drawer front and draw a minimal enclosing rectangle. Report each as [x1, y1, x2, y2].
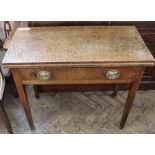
[19, 67, 144, 84]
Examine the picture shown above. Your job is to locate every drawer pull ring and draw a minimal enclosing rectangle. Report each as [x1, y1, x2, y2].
[106, 70, 120, 79]
[37, 71, 51, 80]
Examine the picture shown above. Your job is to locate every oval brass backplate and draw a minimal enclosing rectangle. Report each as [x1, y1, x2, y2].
[37, 71, 51, 80]
[106, 70, 120, 80]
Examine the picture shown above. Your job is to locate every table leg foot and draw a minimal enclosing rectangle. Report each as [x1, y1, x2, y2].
[119, 113, 128, 129]
[119, 78, 142, 129]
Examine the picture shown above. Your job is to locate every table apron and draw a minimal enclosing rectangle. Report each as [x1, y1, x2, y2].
[12, 67, 145, 85]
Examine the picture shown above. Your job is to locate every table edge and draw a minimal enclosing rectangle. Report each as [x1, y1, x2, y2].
[2, 61, 155, 68]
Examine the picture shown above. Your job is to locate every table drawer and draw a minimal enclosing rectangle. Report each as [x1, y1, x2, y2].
[19, 67, 144, 84]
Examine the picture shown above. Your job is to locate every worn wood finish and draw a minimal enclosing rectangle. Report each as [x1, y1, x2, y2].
[2, 26, 155, 129]
[0, 102, 13, 134]
[19, 67, 144, 85]
[28, 21, 155, 91]
[2, 26, 154, 67]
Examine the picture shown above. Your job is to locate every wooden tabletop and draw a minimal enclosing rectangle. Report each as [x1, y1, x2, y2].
[2, 26, 155, 68]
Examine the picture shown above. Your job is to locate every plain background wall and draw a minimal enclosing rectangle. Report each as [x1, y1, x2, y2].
[0, 21, 5, 41]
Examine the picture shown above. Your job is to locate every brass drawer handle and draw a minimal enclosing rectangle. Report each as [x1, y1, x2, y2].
[37, 71, 51, 80]
[106, 70, 120, 79]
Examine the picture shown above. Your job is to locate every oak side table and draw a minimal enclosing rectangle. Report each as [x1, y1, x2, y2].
[2, 26, 155, 130]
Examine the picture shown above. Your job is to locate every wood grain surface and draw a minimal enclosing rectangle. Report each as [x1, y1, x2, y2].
[19, 67, 144, 85]
[25, 21, 155, 90]
[2, 26, 155, 68]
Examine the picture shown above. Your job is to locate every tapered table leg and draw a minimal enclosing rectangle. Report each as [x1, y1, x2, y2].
[33, 85, 40, 99]
[119, 78, 142, 129]
[0, 103, 13, 134]
[111, 84, 118, 97]
[12, 70, 35, 130]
